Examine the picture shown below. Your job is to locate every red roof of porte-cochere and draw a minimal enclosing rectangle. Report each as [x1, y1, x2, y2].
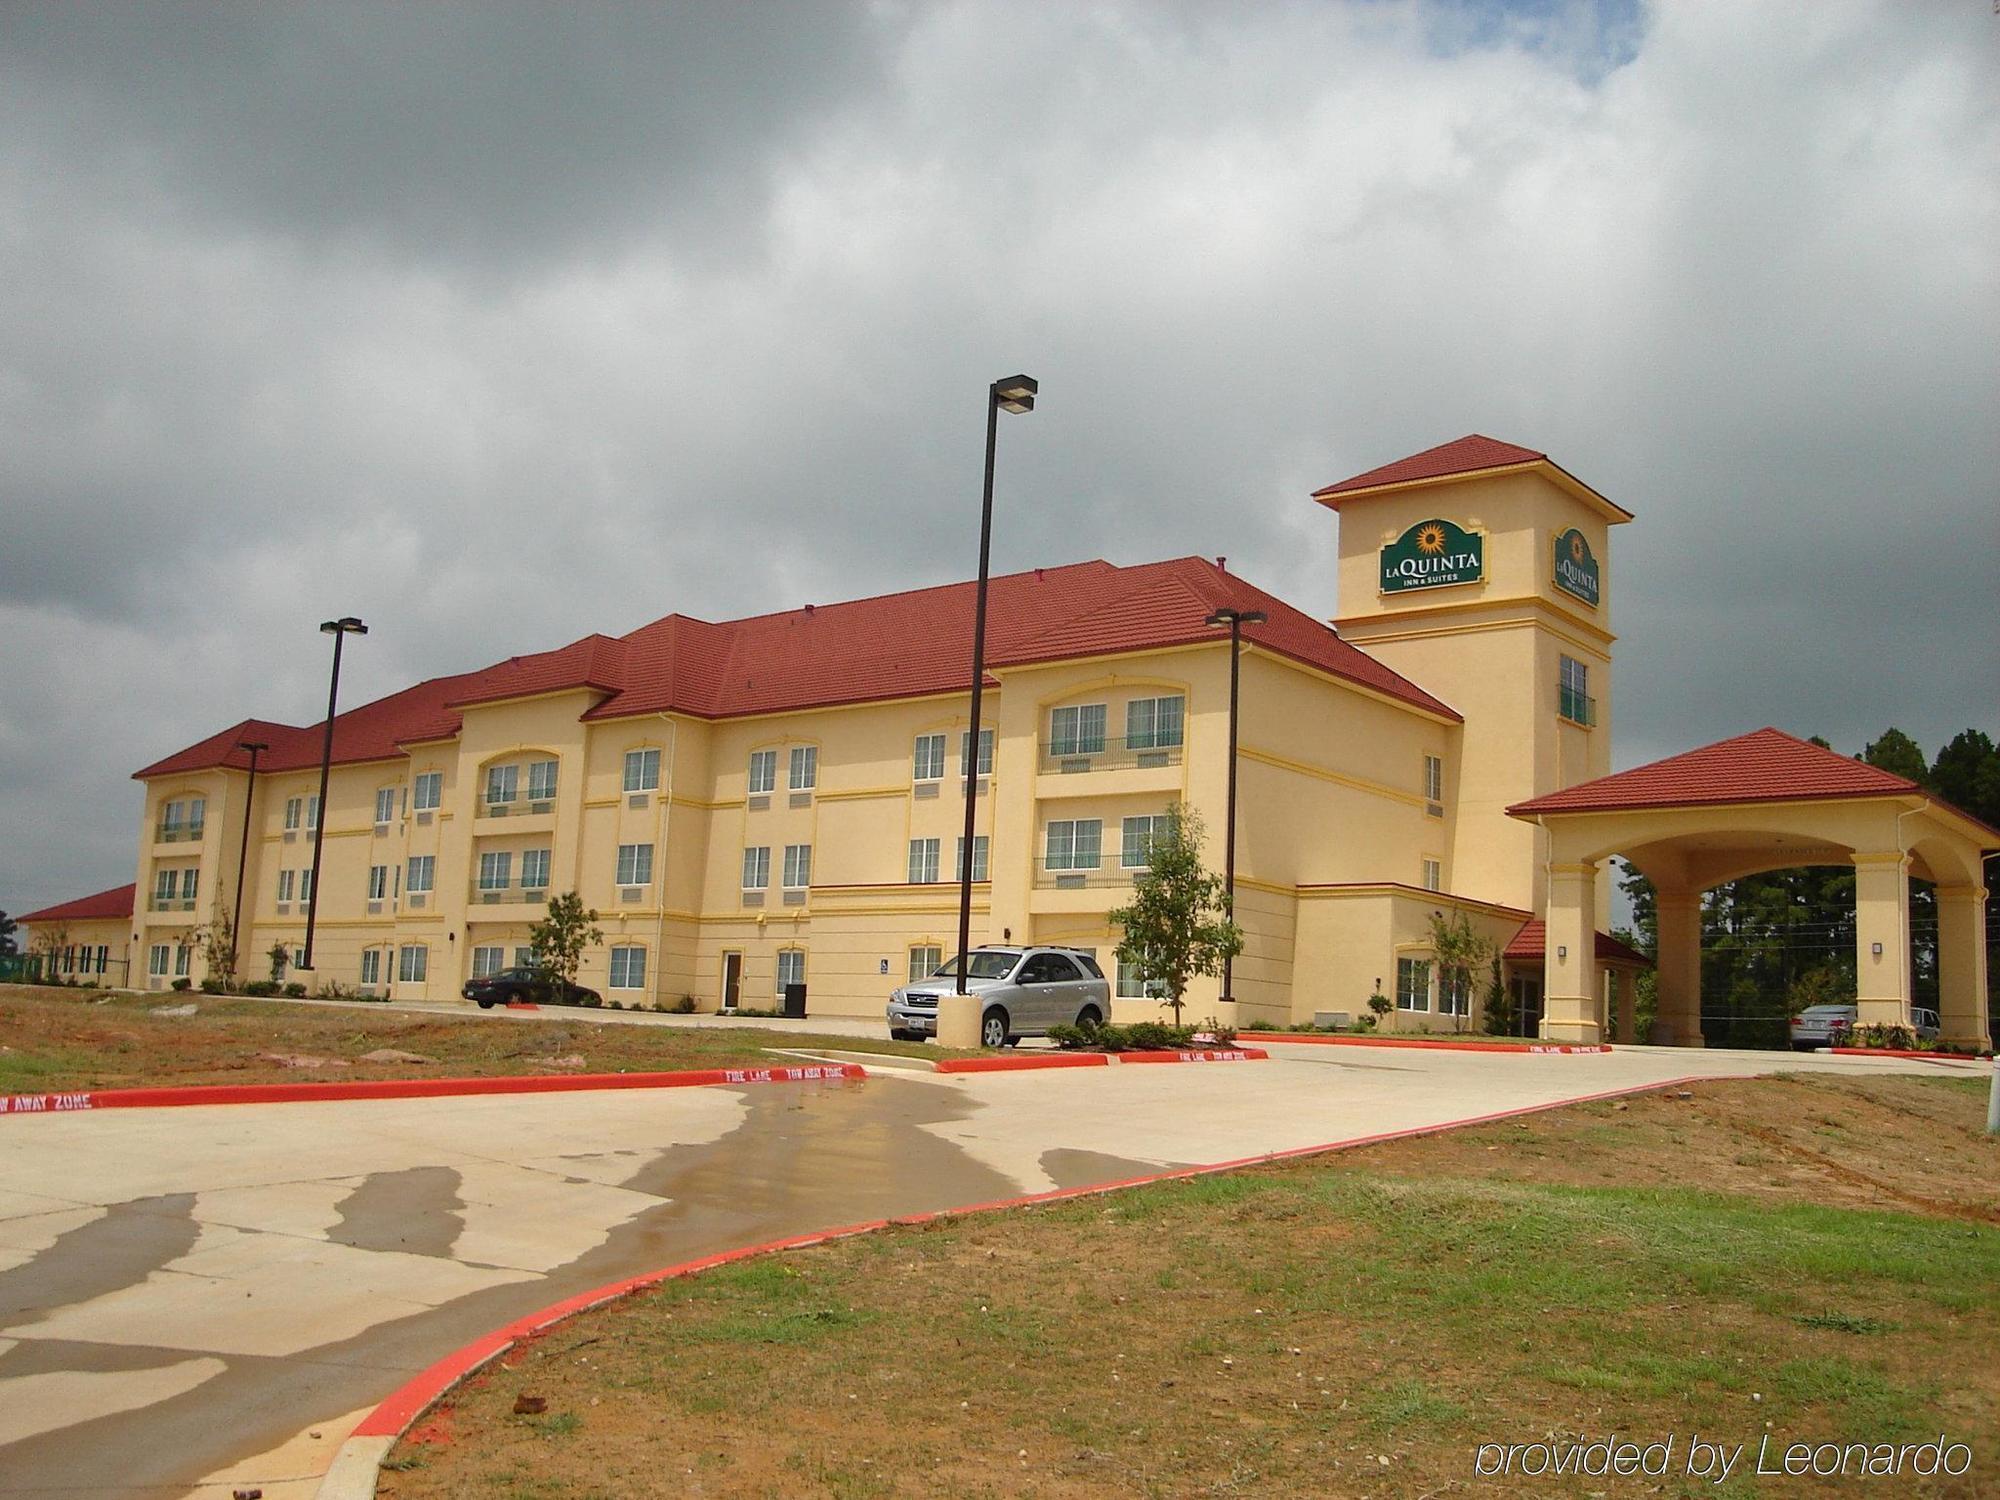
[134, 557, 1459, 779]
[1311, 433, 1632, 519]
[1507, 728, 1925, 818]
[1503, 918, 1652, 967]
[18, 883, 135, 925]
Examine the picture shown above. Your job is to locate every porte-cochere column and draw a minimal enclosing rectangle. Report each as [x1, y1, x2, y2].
[1540, 861, 1601, 1043]
[1851, 851, 1914, 1030]
[1653, 891, 1702, 1047]
[1936, 884, 1991, 1050]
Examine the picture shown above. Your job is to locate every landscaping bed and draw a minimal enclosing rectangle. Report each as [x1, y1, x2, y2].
[381, 1074, 2000, 1497]
[0, 984, 955, 1094]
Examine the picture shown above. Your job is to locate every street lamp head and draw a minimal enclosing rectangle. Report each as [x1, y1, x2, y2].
[320, 617, 368, 636]
[1205, 608, 1268, 629]
[993, 374, 1038, 414]
[237, 739, 269, 755]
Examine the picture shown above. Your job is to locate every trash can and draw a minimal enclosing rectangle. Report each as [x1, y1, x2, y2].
[782, 982, 807, 1019]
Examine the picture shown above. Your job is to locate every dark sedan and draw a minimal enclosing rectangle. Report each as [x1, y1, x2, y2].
[462, 967, 601, 1008]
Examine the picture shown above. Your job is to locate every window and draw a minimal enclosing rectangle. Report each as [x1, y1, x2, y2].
[284, 796, 303, 831]
[298, 867, 314, 905]
[908, 945, 943, 983]
[62, 946, 75, 972]
[478, 851, 512, 890]
[375, 787, 397, 825]
[776, 948, 805, 994]
[907, 837, 941, 884]
[1559, 656, 1593, 725]
[486, 764, 518, 805]
[522, 848, 551, 890]
[788, 745, 817, 791]
[1122, 814, 1170, 869]
[160, 799, 185, 835]
[189, 797, 205, 835]
[413, 772, 442, 811]
[527, 759, 558, 802]
[1020, 953, 1080, 984]
[1126, 695, 1185, 751]
[1117, 957, 1168, 999]
[513, 946, 537, 970]
[624, 748, 661, 792]
[149, 944, 170, 977]
[398, 945, 428, 984]
[610, 946, 647, 989]
[748, 749, 777, 794]
[154, 868, 176, 903]
[181, 868, 199, 902]
[1422, 858, 1442, 892]
[616, 843, 654, 886]
[173, 944, 190, 978]
[1050, 703, 1107, 756]
[94, 945, 109, 974]
[1424, 754, 1444, 809]
[406, 855, 435, 893]
[277, 869, 296, 903]
[471, 946, 505, 978]
[304, 796, 319, 832]
[1440, 968, 1471, 1017]
[782, 844, 812, 889]
[955, 835, 990, 882]
[912, 733, 946, 782]
[1045, 819, 1102, 871]
[1396, 957, 1432, 1012]
[741, 846, 771, 890]
[368, 864, 388, 900]
[360, 948, 382, 985]
[960, 728, 994, 777]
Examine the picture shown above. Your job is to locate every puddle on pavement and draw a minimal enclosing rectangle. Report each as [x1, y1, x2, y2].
[327, 1165, 466, 1259]
[0, 1193, 199, 1327]
[1038, 1147, 1179, 1190]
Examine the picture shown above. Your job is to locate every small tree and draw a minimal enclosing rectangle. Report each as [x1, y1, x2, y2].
[1426, 909, 1495, 1034]
[196, 898, 237, 991]
[0, 909, 17, 957]
[268, 940, 291, 984]
[1107, 804, 1242, 1026]
[1481, 955, 1514, 1036]
[530, 891, 603, 1000]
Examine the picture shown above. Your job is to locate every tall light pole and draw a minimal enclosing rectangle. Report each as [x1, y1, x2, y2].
[955, 374, 1038, 1000]
[1204, 607, 1265, 1003]
[230, 739, 269, 979]
[300, 617, 367, 971]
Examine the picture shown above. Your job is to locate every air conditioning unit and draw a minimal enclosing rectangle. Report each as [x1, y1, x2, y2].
[914, 782, 939, 799]
[742, 891, 764, 907]
[782, 889, 806, 906]
[367, 901, 383, 915]
[1426, 802, 1445, 818]
[789, 792, 813, 808]
[620, 886, 643, 903]
[374, 821, 390, 836]
[747, 794, 770, 811]
[482, 890, 503, 904]
[627, 793, 649, 810]
[530, 800, 553, 814]
[1056, 874, 1085, 890]
[488, 804, 508, 817]
[1138, 751, 1169, 769]
[283, 830, 297, 842]
[416, 811, 433, 826]
[408, 893, 427, 909]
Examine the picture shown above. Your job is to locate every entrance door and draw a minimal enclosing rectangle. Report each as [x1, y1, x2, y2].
[722, 952, 743, 1011]
[1511, 975, 1543, 1037]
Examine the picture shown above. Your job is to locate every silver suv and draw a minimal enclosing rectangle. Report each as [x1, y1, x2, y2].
[887, 945, 1111, 1047]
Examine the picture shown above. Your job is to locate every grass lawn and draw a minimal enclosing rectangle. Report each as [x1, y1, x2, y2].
[384, 1075, 1999, 1498]
[0, 984, 955, 1093]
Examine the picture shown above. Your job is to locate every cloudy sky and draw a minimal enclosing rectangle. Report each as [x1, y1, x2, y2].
[2, 0, 1995, 917]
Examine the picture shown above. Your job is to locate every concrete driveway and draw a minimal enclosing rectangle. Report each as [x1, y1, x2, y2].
[0, 1042, 1978, 1497]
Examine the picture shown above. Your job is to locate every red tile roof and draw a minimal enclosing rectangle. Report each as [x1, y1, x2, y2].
[135, 557, 1458, 780]
[1314, 434, 1548, 501]
[1503, 918, 1651, 967]
[1507, 728, 1922, 817]
[18, 883, 135, 925]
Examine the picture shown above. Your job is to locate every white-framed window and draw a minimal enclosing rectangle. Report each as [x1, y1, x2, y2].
[748, 749, 777, 795]
[181, 868, 199, 901]
[741, 845, 770, 890]
[298, 867, 314, 905]
[94, 945, 109, 973]
[527, 759, 558, 802]
[522, 848, 551, 889]
[788, 745, 817, 791]
[368, 864, 389, 900]
[470, 945, 504, 979]
[148, 944, 170, 977]
[292, 944, 307, 971]
[909, 945, 943, 983]
[513, 946, 537, 969]
[907, 837, 941, 884]
[960, 728, 994, 777]
[624, 748, 661, 792]
[283, 796, 303, 831]
[160, 798, 186, 835]
[413, 771, 442, 811]
[955, 835, 990, 882]
[1422, 858, 1442, 892]
[478, 851, 512, 890]
[154, 868, 176, 903]
[1125, 695, 1185, 751]
[304, 795, 319, 832]
[486, 764, 518, 806]
[782, 844, 812, 889]
[406, 855, 435, 893]
[1050, 704, 1108, 756]
[277, 869, 296, 903]
[360, 948, 382, 985]
[189, 796, 206, 835]
[62, 945, 75, 972]
[1045, 819, 1102, 871]
[616, 843, 653, 886]
[1117, 957, 1168, 999]
[1122, 814, 1171, 869]
[1559, 655, 1593, 725]
[398, 945, 428, 984]
[375, 787, 397, 825]
[1396, 957, 1432, 1012]
[776, 948, 805, 993]
[913, 733, 946, 782]
[1440, 968, 1471, 1017]
[609, 946, 647, 989]
[173, 944, 190, 978]
[1424, 754, 1444, 807]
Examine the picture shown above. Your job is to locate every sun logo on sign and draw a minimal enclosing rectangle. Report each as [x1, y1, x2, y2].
[1415, 523, 1449, 555]
[1569, 533, 1588, 565]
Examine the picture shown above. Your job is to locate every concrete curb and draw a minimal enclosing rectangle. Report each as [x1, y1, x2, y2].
[1828, 1046, 1990, 1063]
[316, 1069, 1739, 1498]
[1240, 1031, 1611, 1055]
[933, 1047, 1266, 1074]
[0, 1062, 864, 1118]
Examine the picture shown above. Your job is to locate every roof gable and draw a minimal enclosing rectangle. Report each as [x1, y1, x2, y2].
[19, 883, 135, 925]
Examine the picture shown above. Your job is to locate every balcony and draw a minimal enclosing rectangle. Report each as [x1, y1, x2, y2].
[469, 880, 552, 907]
[478, 794, 557, 819]
[1037, 734, 1184, 775]
[148, 896, 198, 913]
[1033, 862, 1140, 891]
[1558, 687, 1597, 727]
[155, 823, 206, 845]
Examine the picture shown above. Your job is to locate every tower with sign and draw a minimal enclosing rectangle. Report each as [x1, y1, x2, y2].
[1312, 435, 1630, 915]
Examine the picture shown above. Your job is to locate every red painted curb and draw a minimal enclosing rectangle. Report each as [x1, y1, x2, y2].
[934, 1052, 1110, 1074]
[1240, 1031, 1611, 1055]
[0, 1063, 864, 1118]
[504, 1000, 541, 1011]
[1829, 1047, 1991, 1062]
[353, 1070, 1743, 1461]
[1113, 1047, 1268, 1064]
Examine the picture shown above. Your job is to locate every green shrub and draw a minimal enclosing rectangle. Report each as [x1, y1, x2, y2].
[1843, 1023, 1917, 1051]
[170, 977, 192, 992]
[243, 980, 279, 996]
[282, 981, 307, 998]
[1366, 992, 1392, 1018]
[672, 995, 698, 1014]
[1048, 1020, 1238, 1053]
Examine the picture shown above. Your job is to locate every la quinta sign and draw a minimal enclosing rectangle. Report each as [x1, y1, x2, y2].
[1380, 518, 1483, 594]
[1553, 527, 1600, 607]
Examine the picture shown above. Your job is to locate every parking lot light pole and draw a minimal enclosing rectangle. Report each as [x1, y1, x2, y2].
[300, 617, 367, 972]
[229, 739, 269, 977]
[1204, 607, 1265, 1003]
[954, 374, 1038, 1000]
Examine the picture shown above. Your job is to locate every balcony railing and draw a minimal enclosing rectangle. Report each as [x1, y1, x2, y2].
[479, 794, 557, 818]
[1037, 734, 1184, 775]
[156, 823, 205, 844]
[470, 880, 552, 905]
[1558, 688, 1597, 727]
[1033, 863, 1142, 890]
[148, 896, 198, 912]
